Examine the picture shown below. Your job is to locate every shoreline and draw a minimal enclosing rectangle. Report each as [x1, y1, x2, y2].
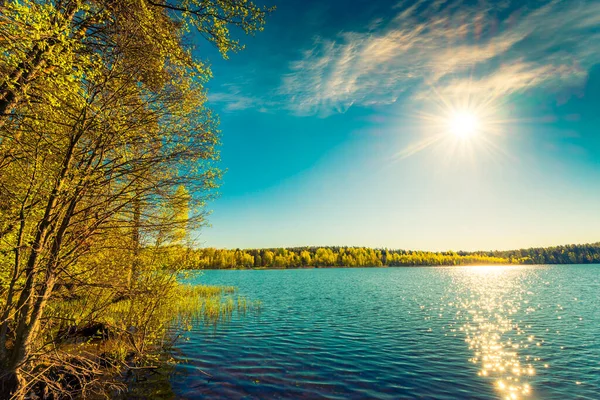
[191, 262, 598, 271]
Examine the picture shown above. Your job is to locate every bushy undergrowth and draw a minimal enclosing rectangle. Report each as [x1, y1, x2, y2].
[9, 268, 258, 399]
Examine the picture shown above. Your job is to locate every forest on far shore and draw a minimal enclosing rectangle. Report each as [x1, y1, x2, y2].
[181, 243, 600, 269]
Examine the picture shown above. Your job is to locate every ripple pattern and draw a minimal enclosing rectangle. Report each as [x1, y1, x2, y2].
[172, 266, 600, 399]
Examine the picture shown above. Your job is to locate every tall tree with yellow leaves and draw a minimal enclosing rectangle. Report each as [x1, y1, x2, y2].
[0, 0, 272, 397]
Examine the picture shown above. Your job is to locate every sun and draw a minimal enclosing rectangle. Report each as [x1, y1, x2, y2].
[393, 84, 516, 162]
[448, 110, 480, 139]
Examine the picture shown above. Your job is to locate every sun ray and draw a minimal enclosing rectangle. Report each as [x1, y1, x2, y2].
[395, 75, 524, 164]
[392, 133, 446, 161]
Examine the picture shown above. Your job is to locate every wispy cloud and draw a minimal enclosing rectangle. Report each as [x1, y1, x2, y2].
[209, 83, 273, 113]
[280, 0, 600, 116]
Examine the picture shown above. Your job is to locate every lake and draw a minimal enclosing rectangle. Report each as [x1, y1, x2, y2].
[172, 266, 600, 399]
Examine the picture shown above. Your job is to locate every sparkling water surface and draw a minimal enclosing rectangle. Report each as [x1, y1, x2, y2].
[172, 265, 600, 399]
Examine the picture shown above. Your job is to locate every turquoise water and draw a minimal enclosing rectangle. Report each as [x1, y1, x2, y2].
[172, 266, 600, 399]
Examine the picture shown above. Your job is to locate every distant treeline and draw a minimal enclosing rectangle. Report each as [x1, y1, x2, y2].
[486, 243, 600, 264]
[183, 243, 600, 269]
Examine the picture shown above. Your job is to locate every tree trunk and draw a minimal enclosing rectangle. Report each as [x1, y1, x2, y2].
[2, 130, 80, 397]
[0, 370, 19, 400]
[129, 196, 141, 289]
[0, 45, 47, 126]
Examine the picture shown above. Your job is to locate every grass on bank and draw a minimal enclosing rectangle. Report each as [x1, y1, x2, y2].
[13, 273, 259, 399]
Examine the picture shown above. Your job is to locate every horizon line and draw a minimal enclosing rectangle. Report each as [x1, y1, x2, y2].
[193, 241, 600, 253]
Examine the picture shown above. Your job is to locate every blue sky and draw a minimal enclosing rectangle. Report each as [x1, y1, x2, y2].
[193, 0, 600, 251]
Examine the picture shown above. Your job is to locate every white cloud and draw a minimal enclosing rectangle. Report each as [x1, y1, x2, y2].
[209, 91, 255, 112]
[209, 83, 274, 113]
[279, 0, 600, 116]
[427, 62, 588, 100]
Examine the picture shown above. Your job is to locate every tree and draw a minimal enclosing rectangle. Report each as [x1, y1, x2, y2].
[0, 0, 272, 127]
[263, 251, 274, 267]
[300, 250, 312, 266]
[0, 0, 272, 397]
[155, 185, 192, 247]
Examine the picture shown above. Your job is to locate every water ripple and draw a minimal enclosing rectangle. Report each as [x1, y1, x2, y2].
[172, 266, 600, 399]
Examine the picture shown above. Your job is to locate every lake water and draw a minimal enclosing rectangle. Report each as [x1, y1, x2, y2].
[172, 266, 600, 399]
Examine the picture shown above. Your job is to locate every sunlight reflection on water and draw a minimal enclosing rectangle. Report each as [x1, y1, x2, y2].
[448, 267, 538, 399]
